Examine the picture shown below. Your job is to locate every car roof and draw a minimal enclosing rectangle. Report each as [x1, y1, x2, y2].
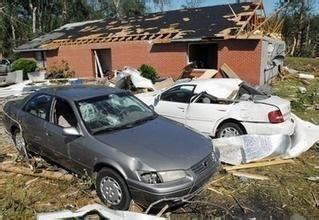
[37, 85, 124, 101]
[175, 78, 243, 99]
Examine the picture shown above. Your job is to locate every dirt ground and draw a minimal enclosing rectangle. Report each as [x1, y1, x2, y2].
[0, 60, 319, 218]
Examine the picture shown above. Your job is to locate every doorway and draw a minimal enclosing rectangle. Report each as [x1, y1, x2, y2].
[93, 49, 112, 78]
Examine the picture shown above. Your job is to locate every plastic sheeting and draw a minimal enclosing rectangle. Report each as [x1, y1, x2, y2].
[213, 114, 319, 165]
[37, 203, 165, 220]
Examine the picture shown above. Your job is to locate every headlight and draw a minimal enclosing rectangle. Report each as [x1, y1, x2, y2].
[138, 170, 187, 184]
[139, 172, 161, 184]
[158, 170, 187, 182]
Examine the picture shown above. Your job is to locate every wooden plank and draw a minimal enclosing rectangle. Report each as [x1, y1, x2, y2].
[220, 63, 240, 79]
[230, 171, 269, 180]
[224, 159, 294, 171]
[0, 164, 73, 181]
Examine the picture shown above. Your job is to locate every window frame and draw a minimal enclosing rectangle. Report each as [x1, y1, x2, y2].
[160, 84, 196, 103]
[22, 93, 54, 121]
[50, 96, 79, 129]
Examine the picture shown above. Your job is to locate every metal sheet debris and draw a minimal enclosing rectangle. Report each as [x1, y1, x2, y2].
[214, 114, 319, 165]
[37, 203, 165, 220]
[116, 67, 155, 90]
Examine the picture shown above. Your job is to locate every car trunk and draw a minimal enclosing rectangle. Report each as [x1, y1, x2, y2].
[255, 96, 291, 121]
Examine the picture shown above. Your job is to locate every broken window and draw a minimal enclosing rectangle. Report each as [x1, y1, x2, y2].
[188, 43, 218, 69]
[53, 98, 77, 128]
[24, 94, 53, 120]
[161, 85, 195, 103]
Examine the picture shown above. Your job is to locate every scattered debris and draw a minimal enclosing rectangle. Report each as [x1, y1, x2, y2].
[154, 77, 174, 90]
[307, 176, 319, 182]
[198, 69, 218, 79]
[297, 86, 307, 94]
[115, 66, 154, 91]
[37, 203, 165, 220]
[220, 63, 239, 79]
[229, 171, 269, 180]
[223, 159, 294, 171]
[0, 164, 73, 181]
[298, 73, 315, 80]
[312, 192, 319, 208]
[214, 114, 319, 165]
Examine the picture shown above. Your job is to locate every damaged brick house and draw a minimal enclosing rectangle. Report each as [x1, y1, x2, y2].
[14, 1, 285, 85]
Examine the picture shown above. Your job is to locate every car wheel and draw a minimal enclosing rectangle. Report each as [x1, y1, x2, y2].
[13, 129, 28, 157]
[216, 122, 245, 138]
[96, 167, 131, 210]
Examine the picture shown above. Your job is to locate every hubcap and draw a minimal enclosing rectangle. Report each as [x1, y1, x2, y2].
[220, 127, 240, 137]
[100, 177, 122, 205]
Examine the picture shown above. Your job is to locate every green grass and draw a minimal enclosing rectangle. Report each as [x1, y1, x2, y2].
[284, 57, 319, 73]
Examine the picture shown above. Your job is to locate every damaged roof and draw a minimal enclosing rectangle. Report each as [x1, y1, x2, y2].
[15, 2, 264, 52]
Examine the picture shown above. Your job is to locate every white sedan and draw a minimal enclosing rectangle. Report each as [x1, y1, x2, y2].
[136, 79, 295, 138]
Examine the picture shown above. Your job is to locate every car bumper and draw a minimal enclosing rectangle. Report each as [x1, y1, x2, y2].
[242, 117, 295, 136]
[127, 162, 219, 208]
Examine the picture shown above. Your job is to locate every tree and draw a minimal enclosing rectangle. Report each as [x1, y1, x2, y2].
[279, 0, 317, 57]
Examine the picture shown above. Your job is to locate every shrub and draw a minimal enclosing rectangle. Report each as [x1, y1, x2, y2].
[11, 58, 37, 79]
[47, 60, 75, 79]
[138, 64, 158, 82]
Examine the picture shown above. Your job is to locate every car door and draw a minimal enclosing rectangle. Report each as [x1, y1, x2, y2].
[186, 93, 233, 135]
[20, 93, 53, 154]
[43, 97, 86, 172]
[154, 85, 196, 124]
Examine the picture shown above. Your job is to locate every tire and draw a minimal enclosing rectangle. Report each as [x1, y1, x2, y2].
[216, 122, 245, 138]
[96, 167, 131, 210]
[13, 129, 28, 157]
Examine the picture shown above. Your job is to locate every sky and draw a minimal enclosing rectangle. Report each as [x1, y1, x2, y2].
[154, 0, 319, 15]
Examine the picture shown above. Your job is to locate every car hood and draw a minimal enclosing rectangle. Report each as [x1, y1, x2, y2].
[94, 116, 213, 171]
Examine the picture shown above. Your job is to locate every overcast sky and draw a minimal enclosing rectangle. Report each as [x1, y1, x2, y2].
[155, 0, 319, 15]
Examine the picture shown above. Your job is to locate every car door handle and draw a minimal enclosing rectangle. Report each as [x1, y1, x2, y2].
[177, 107, 185, 110]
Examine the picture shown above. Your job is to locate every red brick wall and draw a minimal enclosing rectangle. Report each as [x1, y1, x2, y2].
[218, 39, 262, 84]
[19, 39, 262, 84]
[45, 41, 188, 79]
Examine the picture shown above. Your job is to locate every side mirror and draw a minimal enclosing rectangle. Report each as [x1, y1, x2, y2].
[154, 94, 160, 106]
[62, 127, 81, 136]
[148, 105, 154, 110]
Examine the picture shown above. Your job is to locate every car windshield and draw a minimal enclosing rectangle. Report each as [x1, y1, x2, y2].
[77, 92, 156, 134]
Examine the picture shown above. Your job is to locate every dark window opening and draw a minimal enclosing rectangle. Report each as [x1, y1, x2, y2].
[189, 43, 218, 69]
[53, 98, 77, 128]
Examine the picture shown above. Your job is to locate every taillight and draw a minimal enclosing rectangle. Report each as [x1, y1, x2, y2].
[268, 110, 284, 123]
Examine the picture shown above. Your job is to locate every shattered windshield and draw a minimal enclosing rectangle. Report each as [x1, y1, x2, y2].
[77, 92, 156, 134]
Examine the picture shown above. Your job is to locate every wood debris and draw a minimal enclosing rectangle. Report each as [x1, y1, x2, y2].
[224, 159, 294, 171]
[0, 164, 73, 181]
[229, 171, 269, 180]
[220, 63, 240, 79]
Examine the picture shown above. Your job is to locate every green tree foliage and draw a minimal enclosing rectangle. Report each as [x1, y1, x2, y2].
[0, 0, 167, 58]
[279, 0, 318, 57]
[11, 58, 37, 79]
[139, 64, 158, 82]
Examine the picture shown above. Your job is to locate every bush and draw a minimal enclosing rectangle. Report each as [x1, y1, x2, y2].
[139, 64, 158, 82]
[11, 58, 37, 79]
[47, 60, 75, 79]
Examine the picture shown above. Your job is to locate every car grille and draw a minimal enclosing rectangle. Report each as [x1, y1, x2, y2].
[191, 153, 214, 175]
